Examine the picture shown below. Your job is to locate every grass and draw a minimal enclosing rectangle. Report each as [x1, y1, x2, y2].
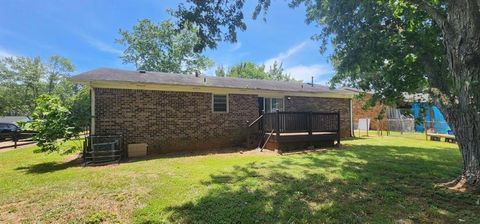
[1, 134, 479, 223]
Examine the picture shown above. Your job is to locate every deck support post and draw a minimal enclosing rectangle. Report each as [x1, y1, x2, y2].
[276, 110, 280, 140]
[308, 111, 313, 147]
[308, 112, 313, 136]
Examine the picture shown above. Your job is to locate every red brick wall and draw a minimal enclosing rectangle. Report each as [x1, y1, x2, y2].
[352, 94, 386, 130]
[93, 88, 353, 153]
[94, 88, 258, 153]
[284, 96, 352, 137]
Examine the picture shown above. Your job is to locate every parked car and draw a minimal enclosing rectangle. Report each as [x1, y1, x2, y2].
[0, 122, 20, 141]
[0, 122, 35, 141]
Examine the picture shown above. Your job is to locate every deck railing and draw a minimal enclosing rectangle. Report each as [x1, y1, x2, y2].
[262, 111, 340, 134]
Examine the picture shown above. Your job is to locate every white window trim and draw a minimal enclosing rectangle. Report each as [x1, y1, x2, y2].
[212, 94, 229, 113]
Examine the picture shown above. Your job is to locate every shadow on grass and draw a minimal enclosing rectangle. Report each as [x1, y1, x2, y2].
[137, 144, 479, 223]
[343, 136, 369, 141]
[123, 147, 251, 164]
[15, 157, 82, 174]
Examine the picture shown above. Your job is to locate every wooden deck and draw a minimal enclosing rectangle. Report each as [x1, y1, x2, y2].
[253, 111, 340, 151]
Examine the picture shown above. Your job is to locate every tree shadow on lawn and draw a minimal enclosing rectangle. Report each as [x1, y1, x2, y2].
[123, 147, 255, 164]
[157, 144, 479, 223]
[15, 156, 82, 174]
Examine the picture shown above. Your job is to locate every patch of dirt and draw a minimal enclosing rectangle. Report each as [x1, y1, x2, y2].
[0, 183, 152, 223]
[395, 219, 414, 224]
[125, 147, 279, 163]
[238, 148, 278, 155]
[122, 145, 347, 163]
[436, 175, 480, 193]
[63, 153, 83, 163]
[0, 200, 30, 223]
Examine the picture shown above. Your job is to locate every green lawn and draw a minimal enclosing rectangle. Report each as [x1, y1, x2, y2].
[1, 134, 479, 223]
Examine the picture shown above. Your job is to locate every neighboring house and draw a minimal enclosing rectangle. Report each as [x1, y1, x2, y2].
[342, 87, 387, 131]
[72, 68, 353, 153]
[344, 88, 450, 134]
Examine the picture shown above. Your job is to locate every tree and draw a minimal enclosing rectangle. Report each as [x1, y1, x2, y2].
[218, 61, 294, 81]
[0, 56, 78, 116]
[117, 19, 213, 73]
[46, 55, 75, 95]
[68, 87, 91, 133]
[30, 95, 76, 152]
[215, 65, 226, 77]
[0, 57, 46, 115]
[0, 55, 86, 152]
[173, 1, 480, 190]
[47, 55, 78, 104]
[27, 88, 89, 153]
[224, 62, 269, 79]
[267, 61, 293, 81]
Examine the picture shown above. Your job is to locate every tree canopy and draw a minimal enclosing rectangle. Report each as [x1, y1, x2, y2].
[0, 56, 77, 115]
[267, 61, 294, 81]
[173, 0, 480, 189]
[302, 0, 445, 106]
[0, 55, 91, 152]
[221, 62, 268, 79]
[30, 94, 76, 152]
[216, 61, 294, 81]
[117, 19, 213, 73]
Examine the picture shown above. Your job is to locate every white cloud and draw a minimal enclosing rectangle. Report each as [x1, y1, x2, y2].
[0, 47, 14, 58]
[261, 40, 334, 85]
[264, 40, 308, 69]
[230, 42, 242, 52]
[80, 33, 122, 55]
[284, 64, 334, 82]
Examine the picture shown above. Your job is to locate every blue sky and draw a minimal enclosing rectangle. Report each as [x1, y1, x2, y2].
[0, 0, 335, 84]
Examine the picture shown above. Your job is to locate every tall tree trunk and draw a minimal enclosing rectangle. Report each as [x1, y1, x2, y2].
[436, 0, 480, 190]
[47, 73, 58, 94]
[442, 86, 480, 191]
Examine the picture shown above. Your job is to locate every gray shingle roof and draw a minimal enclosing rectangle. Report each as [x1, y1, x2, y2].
[71, 68, 348, 95]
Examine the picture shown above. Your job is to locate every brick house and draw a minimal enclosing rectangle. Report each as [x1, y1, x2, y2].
[72, 68, 353, 153]
[342, 87, 387, 131]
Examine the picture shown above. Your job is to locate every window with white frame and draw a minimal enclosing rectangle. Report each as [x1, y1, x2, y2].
[264, 97, 284, 113]
[212, 94, 228, 112]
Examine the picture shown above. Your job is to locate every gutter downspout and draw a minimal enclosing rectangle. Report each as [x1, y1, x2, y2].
[350, 98, 353, 137]
[91, 87, 95, 135]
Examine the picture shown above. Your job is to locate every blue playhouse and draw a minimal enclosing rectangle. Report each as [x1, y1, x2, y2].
[410, 103, 452, 134]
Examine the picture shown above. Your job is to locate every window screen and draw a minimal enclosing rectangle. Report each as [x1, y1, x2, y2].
[272, 98, 284, 111]
[265, 98, 284, 112]
[213, 94, 228, 112]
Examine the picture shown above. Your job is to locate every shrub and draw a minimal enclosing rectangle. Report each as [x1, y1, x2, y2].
[30, 94, 76, 152]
